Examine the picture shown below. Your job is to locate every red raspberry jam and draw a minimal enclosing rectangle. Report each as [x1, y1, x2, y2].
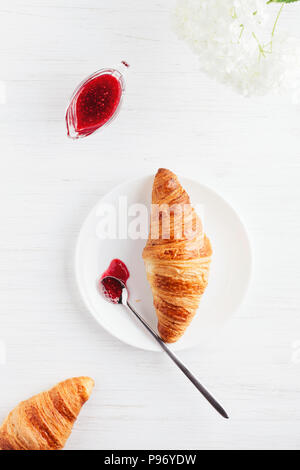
[66, 70, 124, 139]
[100, 259, 130, 303]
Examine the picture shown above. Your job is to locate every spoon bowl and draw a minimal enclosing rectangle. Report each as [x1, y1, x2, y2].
[101, 276, 128, 304]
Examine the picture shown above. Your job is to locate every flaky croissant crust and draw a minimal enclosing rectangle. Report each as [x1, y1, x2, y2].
[143, 169, 212, 343]
[0, 376, 94, 450]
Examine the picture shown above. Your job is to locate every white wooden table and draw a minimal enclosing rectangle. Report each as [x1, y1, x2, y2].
[0, 0, 300, 450]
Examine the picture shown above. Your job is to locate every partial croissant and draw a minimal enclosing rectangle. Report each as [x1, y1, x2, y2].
[143, 168, 212, 343]
[0, 376, 94, 450]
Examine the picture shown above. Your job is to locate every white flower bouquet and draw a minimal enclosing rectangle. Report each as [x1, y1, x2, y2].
[174, 0, 300, 98]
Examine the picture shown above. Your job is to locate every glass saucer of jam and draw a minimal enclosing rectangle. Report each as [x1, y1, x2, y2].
[66, 68, 125, 139]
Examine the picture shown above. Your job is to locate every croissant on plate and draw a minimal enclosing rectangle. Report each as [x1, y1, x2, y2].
[0, 376, 94, 450]
[143, 168, 212, 343]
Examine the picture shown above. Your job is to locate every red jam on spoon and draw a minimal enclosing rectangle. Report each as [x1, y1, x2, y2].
[100, 259, 129, 304]
[66, 69, 124, 139]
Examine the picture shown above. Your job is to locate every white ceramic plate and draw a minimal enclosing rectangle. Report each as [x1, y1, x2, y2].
[75, 174, 252, 352]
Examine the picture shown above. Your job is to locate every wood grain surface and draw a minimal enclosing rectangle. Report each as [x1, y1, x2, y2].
[0, 0, 299, 450]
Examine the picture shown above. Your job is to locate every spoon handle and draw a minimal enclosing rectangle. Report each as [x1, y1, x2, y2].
[126, 301, 229, 419]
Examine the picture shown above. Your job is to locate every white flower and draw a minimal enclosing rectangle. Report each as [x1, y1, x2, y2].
[174, 0, 300, 99]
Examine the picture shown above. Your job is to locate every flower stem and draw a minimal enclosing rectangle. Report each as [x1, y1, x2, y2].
[252, 32, 266, 58]
[272, 4, 284, 37]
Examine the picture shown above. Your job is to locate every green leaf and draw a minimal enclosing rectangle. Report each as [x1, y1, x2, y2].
[267, 0, 300, 3]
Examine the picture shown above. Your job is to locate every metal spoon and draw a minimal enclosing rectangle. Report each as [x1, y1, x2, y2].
[101, 276, 229, 419]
